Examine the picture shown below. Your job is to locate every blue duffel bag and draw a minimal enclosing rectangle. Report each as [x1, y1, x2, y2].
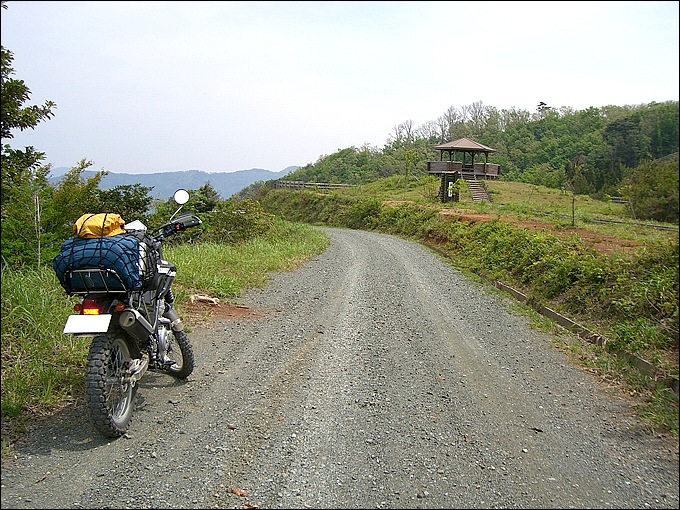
[53, 234, 153, 294]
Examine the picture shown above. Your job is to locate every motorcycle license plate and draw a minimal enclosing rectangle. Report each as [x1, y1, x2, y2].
[63, 314, 112, 335]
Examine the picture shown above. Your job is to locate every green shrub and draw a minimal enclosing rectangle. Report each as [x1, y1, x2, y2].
[375, 203, 440, 237]
[204, 199, 275, 244]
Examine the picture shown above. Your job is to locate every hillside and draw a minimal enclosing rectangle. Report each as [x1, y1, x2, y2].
[48, 166, 298, 199]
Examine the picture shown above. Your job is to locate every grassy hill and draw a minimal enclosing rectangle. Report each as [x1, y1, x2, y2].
[267, 175, 677, 248]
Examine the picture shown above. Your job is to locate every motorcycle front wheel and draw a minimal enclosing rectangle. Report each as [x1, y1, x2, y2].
[164, 330, 194, 379]
[86, 332, 137, 437]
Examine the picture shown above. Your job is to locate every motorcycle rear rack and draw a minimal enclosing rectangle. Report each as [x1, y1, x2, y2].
[64, 268, 132, 295]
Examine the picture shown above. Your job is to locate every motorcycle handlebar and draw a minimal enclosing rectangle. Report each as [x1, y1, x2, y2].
[154, 212, 202, 242]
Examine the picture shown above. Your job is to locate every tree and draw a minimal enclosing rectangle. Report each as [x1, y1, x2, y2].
[0, 147, 52, 266]
[41, 160, 108, 258]
[96, 184, 154, 223]
[191, 182, 221, 212]
[0, 52, 56, 142]
[386, 120, 415, 150]
[563, 154, 591, 225]
[619, 156, 679, 223]
[467, 100, 487, 138]
[1, 15, 57, 266]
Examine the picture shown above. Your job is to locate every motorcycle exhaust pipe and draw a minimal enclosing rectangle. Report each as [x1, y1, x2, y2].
[119, 309, 154, 343]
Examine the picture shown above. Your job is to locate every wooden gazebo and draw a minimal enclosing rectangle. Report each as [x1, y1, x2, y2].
[427, 137, 501, 202]
[428, 137, 500, 178]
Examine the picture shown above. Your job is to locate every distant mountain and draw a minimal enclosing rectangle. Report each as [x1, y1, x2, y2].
[48, 166, 298, 199]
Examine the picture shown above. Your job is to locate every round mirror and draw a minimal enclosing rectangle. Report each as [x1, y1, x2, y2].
[173, 189, 189, 205]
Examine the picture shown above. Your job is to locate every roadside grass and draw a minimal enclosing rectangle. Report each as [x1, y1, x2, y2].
[167, 219, 330, 304]
[1, 265, 85, 422]
[0, 218, 328, 458]
[427, 230, 679, 437]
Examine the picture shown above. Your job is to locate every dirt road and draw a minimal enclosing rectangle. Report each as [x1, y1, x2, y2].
[1, 227, 678, 509]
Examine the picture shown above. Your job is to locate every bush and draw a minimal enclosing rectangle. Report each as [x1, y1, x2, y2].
[204, 199, 275, 244]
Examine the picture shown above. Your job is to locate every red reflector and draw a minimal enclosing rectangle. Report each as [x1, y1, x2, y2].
[81, 298, 101, 315]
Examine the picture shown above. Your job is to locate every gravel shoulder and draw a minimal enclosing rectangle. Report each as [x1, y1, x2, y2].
[2, 226, 678, 509]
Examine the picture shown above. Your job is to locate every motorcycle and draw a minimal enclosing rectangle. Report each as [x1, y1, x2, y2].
[54, 189, 202, 437]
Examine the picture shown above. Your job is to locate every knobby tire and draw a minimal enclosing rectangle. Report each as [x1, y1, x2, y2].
[165, 330, 194, 379]
[86, 332, 137, 438]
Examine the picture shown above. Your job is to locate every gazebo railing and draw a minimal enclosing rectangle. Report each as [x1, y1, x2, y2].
[427, 161, 500, 177]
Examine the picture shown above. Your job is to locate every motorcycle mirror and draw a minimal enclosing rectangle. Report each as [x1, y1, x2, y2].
[173, 189, 189, 205]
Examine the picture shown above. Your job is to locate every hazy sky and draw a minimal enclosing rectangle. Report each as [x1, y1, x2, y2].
[2, 1, 678, 174]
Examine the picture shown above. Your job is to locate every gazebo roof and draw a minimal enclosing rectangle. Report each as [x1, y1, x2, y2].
[433, 137, 496, 153]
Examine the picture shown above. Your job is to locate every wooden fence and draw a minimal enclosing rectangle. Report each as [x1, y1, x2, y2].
[275, 180, 355, 190]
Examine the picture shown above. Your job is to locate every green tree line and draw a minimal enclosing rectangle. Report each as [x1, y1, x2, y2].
[270, 100, 678, 223]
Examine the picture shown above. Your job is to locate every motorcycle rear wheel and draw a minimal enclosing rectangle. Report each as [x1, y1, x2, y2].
[86, 332, 137, 437]
[164, 330, 194, 379]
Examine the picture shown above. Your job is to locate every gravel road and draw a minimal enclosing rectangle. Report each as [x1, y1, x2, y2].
[1, 227, 678, 509]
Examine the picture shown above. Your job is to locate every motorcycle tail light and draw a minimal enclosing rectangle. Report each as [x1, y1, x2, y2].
[80, 298, 101, 315]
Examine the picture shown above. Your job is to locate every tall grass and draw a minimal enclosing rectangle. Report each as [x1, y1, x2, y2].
[166, 218, 329, 302]
[1, 266, 86, 418]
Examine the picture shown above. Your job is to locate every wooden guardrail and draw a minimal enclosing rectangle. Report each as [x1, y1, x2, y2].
[493, 281, 678, 395]
[275, 180, 355, 190]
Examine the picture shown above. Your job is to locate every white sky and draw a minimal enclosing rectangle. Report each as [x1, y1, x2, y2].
[1, 1, 678, 174]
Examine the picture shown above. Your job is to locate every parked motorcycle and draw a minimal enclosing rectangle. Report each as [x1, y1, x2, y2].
[53, 189, 202, 437]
